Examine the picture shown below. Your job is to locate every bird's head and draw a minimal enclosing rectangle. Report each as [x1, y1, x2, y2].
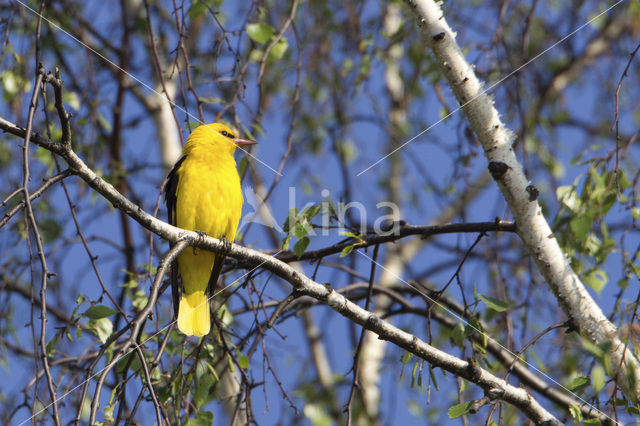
[188, 122, 257, 155]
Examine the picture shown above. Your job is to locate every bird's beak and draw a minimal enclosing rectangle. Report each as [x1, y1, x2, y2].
[234, 138, 258, 147]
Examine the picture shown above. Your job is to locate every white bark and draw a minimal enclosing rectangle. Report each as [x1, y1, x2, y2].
[404, 0, 640, 401]
[122, 0, 182, 169]
[358, 4, 407, 418]
[146, 81, 182, 169]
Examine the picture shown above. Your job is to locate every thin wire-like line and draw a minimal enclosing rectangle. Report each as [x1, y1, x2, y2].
[19, 250, 280, 425]
[13, 0, 281, 176]
[357, 0, 626, 176]
[355, 250, 616, 424]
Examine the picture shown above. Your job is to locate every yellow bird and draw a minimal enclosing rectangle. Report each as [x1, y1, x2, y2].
[164, 123, 257, 336]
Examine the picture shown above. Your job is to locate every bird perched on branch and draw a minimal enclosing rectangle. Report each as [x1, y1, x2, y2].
[164, 123, 257, 336]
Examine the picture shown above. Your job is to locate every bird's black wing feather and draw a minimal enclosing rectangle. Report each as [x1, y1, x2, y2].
[164, 156, 186, 318]
[164, 156, 186, 227]
[207, 255, 225, 299]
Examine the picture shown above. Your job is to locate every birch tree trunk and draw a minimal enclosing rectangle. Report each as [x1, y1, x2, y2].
[402, 0, 640, 403]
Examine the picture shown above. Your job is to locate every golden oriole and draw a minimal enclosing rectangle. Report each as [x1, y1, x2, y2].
[164, 123, 256, 336]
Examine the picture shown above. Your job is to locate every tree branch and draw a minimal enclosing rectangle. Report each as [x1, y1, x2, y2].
[0, 115, 560, 424]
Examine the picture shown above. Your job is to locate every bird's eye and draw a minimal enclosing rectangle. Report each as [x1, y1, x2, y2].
[221, 130, 229, 137]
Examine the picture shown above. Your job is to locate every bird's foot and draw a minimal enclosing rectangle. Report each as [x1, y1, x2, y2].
[220, 237, 232, 255]
[193, 230, 208, 254]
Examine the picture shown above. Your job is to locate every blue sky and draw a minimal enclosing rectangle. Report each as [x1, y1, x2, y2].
[2, 0, 639, 424]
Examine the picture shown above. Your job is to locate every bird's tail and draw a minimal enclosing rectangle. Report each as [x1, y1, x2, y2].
[177, 291, 211, 337]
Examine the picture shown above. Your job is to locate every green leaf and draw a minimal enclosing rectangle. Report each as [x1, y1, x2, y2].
[400, 351, 413, 365]
[88, 318, 113, 344]
[82, 305, 118, 319]
[203, 360, 220, 383]
[303, 204, 322, 219]
[184, 411, 214, 426]
[478, 294, 513, 313]
[200, 97, 225, 105]
[626, 404, 640, 415]
[218, 303, 234, 328]
[591, 365, 605, 394]
[303, 403, 332, 426]
[63, 91, 80, 111]
[568, 404, 583, 421]
[582, 340, 613, 371]
[293, 222, 310, 239]
[269, 37, 288, 61]
[340, 231, 362, 240]
[246, 22, 274, 44]
[46, 333, 59, 357]
[589, 166, 604, 189]
[632, 263, 640, 280]
[97, 114, 112, 132]
[119, 278, 138, 289]
[557, 186, 581, 212]
[411, 361, 419, 388]
[237, 349, 249, 369]
[570, 214, 594, 244]
[103, 401, 115, 424]
[617, 169, 631, 189]
[399, 351, 413, 377]
[194, 374, 214, 409]
[248, 49, 263, 62]
[282, 234, 291, 251]
[35, 146, 55, 171]
[283, 210, 295, 233]
[448, 401, 474, 419]
[40, 218, 63, 244]
[340, 244, 354, 258]
[428, 365, 439, 391]
[1, 70, 18, 95]
[451, 322, 465, 348]
[294, 236, 310, 258]
[601, 192, 616, 215]
[468, 317, 486, 347]
[583, 419, 602, 426]
[132, 289, 148, 311]
[583, 269, 608, 294]
[187, 0, 209, 21]
[569, 375, 590, 393]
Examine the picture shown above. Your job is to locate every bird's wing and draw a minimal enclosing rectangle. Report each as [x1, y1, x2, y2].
[164, 155, 186, 227]
[207, 254, 225, 299]
[164, 155, 187, 318]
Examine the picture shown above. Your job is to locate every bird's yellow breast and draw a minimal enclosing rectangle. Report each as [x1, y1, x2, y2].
[174, 147, 243, 241]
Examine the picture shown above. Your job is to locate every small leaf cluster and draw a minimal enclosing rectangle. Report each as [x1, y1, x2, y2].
[555, 165, 633, 293]
[282, 205, 322, 257]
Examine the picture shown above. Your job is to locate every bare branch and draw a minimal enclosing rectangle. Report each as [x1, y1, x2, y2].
[0, 115, 560, 424]
[21, 64, 61, 426]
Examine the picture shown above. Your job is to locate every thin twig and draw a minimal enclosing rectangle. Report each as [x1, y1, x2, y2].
[0, 168, 73, 229]
[346, 244, 380, 425]
[613, 41, 640, 191]
[22, 64, 61, 426]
